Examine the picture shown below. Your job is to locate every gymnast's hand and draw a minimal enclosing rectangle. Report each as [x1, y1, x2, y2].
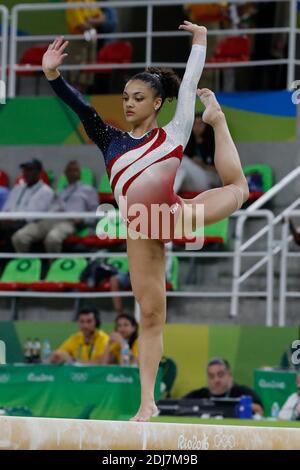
[42, 36, 69, 80]
[178, 20, 207, 47]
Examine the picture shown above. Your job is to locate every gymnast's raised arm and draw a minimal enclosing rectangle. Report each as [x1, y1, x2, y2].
[164, 22, 207, 149]
[42, 37, 111, 148]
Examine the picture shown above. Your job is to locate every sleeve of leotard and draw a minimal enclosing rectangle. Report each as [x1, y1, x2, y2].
[164, 44, 206, 149]
[48, 74, 113, 151]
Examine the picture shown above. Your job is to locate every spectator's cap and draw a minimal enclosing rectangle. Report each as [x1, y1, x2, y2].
[20, 159, 42, 171]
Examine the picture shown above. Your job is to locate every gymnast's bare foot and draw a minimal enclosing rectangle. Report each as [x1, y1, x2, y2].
[197, 88, 224, 127]
[130, 403, 159, 422]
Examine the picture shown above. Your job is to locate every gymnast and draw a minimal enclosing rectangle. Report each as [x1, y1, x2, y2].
[42, 21, 248, 421]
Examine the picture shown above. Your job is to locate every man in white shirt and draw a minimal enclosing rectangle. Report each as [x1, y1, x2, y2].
[0, 159, 54, 250]
[12, 160, 99, 253]
[279, 373, 300, 420]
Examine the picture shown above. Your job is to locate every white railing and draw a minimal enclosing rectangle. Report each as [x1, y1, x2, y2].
[231, 166, 300, 325]
[0, 208, 281, 325]
[0, 5, 8, 86]
[6, 0, 297, 97]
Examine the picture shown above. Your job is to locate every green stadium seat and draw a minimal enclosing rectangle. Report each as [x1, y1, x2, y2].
[31, 258, 87, 291]
[243, 164, 273, 203]
[56, 167, 95, 192]
[173, 218, 229, 248]
[106, 256, 129, 273]
[166, 256, 179, 291]
[0, 258, 41, 291]
[159, 356, 178, 398]
[65, 210, 126, 248]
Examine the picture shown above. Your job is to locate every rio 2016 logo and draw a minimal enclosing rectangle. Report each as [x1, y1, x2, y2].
[0, 80, 5, 105]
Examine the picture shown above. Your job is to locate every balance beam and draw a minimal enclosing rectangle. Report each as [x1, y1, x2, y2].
[0, 416, 299, 450]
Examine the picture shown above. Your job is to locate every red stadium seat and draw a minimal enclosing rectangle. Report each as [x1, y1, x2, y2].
[0, 170, 9, 187]
[16, 45, 48, 95]
[207, 36, 250, 63]
[85, 41, 133, 74]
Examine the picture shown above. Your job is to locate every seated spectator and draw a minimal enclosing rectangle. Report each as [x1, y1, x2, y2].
[0, 159, 54, 250]
[174, 113, 220, 193]
[110, 243, 173, 314]
[279, 372, 300, 420]
[183, 357, 264, 416]
[49, 307, 109, 364]
[0, 186, 9, 210]
[99, 313, 138, 366]
[66, 0, 103, 92]
[12, 160, 99, 253]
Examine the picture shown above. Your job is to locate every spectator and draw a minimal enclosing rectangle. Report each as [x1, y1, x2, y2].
[0, 159, 54, 250]
[99, 313, 138, 366]
[12, 160, 99, 253]
[66, 0, 103, 91]
[49, 307, 109, 364]
[174, 112, 220, 193]
[89, 2, 119, 94]
[110, 243, 173, 314]
[183, 357, 264, 416]
[279, 373, 300, 420]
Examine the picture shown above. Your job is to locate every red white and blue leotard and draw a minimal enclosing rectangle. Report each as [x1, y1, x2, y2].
[49, 44, 206, 239]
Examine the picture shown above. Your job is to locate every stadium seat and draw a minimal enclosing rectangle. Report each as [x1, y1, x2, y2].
[65, 210, 126, 248]
[79, 256, 129, 292]
[159, 356, 178, 398]
[16, 45, 48, 95]
[106, 256, 129, 273]
[87, 41, 133, 74]
[0, 258, 41, 291]
[56, 167, 95, 192]
[30, 258, 87, 292]
[207, 36, 250, 91]
[207, 36, 251, 63]
[243, 164, 273, 203]
[98, 173, 115, 204]
[0, 170, 9, 187]
[173, 218, 229, 248]
[166, 256, 179, 291]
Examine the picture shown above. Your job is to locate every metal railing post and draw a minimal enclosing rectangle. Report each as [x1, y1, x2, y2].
[230, 214, 246, 318]
[8, 5, 19, 98]
[0, 6, 8, 87]
[266, 216, 274, 326]
[146, 4, 153, 67]
[279, 219, 289, 326]
[287, 0, 297, 88]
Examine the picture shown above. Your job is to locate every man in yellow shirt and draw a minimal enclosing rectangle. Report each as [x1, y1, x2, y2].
[49, 307, 109, 363]
[66, 0, 106, 91]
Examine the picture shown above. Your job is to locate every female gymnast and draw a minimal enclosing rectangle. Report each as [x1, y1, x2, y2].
[42, 21, 249, 421]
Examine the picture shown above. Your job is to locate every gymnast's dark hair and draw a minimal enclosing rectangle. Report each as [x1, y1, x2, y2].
[129, 67, 181, 111]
